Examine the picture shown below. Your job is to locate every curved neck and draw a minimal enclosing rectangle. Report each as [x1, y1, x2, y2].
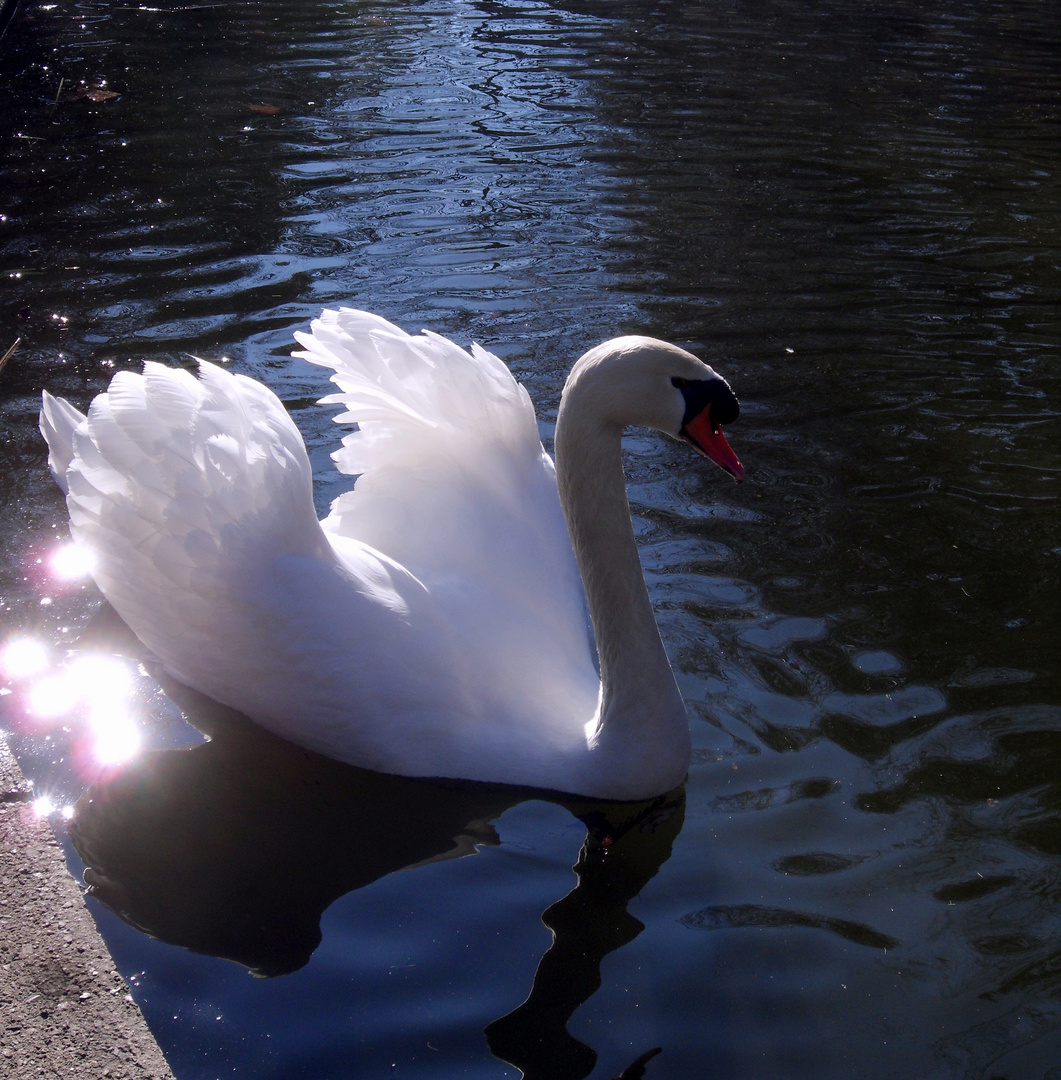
[554, 391, 689, 794]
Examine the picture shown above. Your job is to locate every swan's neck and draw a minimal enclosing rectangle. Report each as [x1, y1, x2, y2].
[555, 396, 689, 795]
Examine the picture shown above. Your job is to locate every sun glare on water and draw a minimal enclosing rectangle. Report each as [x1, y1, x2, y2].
[49, 542, 96, 582]
[1, 638, 50, 681]
[29, 792, 77, 822]
[3, 636, 142, 769]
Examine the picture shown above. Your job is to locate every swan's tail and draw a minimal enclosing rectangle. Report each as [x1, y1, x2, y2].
[40, 361, 327, 667]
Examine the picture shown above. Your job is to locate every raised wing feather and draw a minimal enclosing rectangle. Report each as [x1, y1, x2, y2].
[42, 361, 334, 691]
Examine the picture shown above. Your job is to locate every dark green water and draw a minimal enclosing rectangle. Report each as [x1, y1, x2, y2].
[1, 1, 1059, 1077]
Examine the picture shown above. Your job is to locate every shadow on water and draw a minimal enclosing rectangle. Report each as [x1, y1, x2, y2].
[484, 800, 682, 1080]
[68, 639, 683, 1079]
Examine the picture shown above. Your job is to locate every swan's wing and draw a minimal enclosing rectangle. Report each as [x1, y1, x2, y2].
[40, 361, 332, 683]
[295, 308, 600, 724]
[295, 309, 542, 572]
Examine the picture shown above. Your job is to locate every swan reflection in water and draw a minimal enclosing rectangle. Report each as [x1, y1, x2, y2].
[69, 670, 683, 1080]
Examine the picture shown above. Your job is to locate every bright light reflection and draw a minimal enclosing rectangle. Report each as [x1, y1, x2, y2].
[80, 656, 141, 765]
[50, 543, 96, 581]
[20, 651, 143, 767]
[32, 794, 56, 818]
[28, 673, 81, 719]
[67, 655, 134, 705]
[2, 638, 49, 680]
[89, 707, 141, 765]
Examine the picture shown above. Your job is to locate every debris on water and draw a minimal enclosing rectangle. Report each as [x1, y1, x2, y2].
[0, 337, 19, 374]
[68, 86, 120, 103]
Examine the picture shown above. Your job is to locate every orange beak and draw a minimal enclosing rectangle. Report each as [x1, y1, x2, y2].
[683, 407, 745, 481]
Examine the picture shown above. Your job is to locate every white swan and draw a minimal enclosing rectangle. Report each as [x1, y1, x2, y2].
[40, 309, 743, 800]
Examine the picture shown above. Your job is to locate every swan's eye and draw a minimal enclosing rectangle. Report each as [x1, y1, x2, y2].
[672, 375, 740, 432]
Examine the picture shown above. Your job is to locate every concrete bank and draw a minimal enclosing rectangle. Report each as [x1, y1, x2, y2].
[0, 737, 174, 1079]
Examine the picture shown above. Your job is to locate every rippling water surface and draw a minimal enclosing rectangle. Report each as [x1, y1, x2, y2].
[2, 1, 1059, 1077]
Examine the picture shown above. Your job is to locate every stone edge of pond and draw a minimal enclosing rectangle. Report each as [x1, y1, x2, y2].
[0, 735, 175, 1079]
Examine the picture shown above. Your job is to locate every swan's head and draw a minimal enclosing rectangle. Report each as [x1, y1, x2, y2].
[563, 336, 744, 481]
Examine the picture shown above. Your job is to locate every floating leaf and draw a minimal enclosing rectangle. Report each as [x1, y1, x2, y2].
[70, 87, 120, 103]
[246, 103, 281, 115]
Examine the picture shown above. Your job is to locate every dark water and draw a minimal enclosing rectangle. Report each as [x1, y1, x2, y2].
[2, 1, 1060, 1077]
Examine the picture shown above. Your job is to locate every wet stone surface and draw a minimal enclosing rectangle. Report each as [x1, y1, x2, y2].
[0, 738, 173, 1079]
